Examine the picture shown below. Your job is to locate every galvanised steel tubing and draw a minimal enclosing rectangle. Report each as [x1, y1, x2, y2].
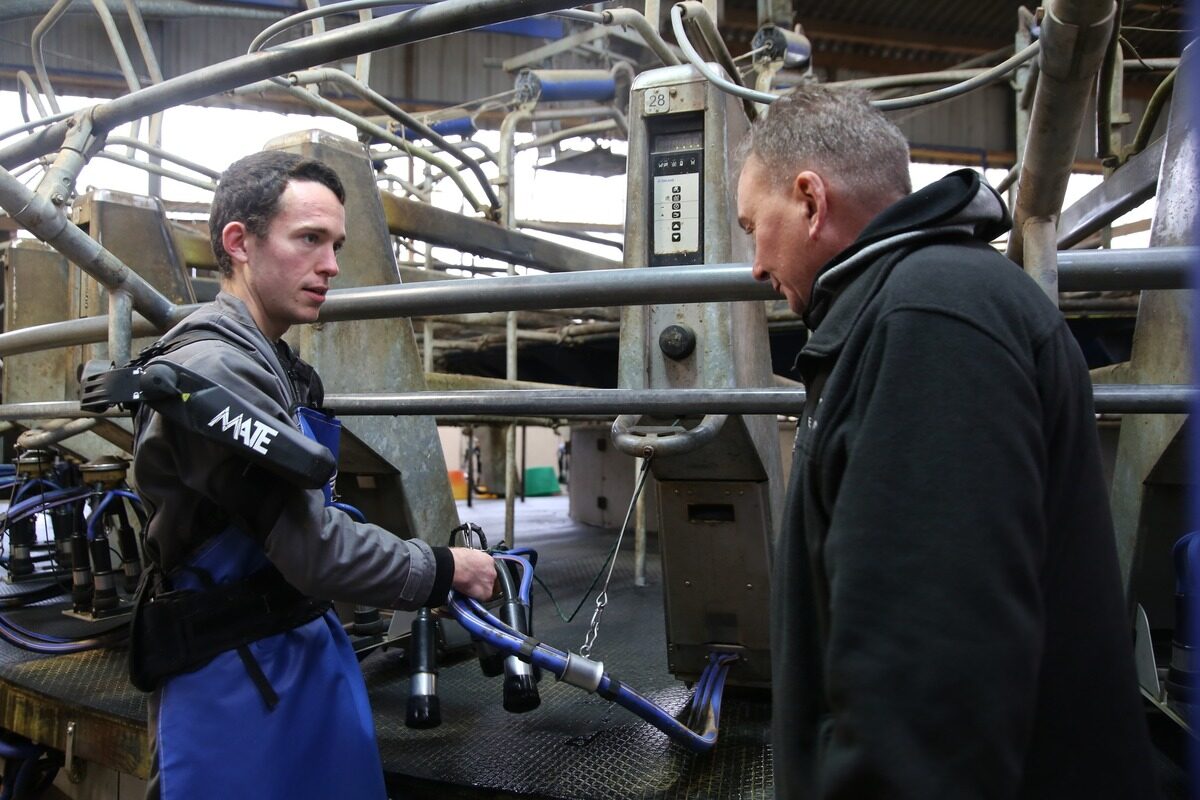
[271, 77, 490, 215]
[30, 0, 74, 114]
[1007, 0, 1117, 266]
[292, 67, 500, 211]
[106, 136, 222, 180]
[0, 1, 284, 22]
[0, 249, 1192, 359]
[321, 385, 1199, 416]
[108, 289, 132, 366]
[602, 8, 680, 67]
[0, 110, 73, 149]
[677, 2, 750, 113]
[0, 0, 585, 170]
[247, 0, 442, 53]
[824, 54, 1180, 94]
[1057, 246, 1194, 291]
[0, 384, 1191, 422]
[516, 120, 620, 152]
[0, 166, 176, 328]
[16, 71, 49, 119]
[94, 151, 218, 191]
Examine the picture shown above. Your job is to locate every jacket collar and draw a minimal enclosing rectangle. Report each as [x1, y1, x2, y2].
[799, 169, 1010, 359]
[214, 291, 263, 333]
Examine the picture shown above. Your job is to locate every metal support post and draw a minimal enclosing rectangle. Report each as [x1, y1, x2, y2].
[1010, 8, 1036, 207]
[107, 289, 132, 367]
[1022, 217, 1061, 303]
[1007, 0, 1117, 263]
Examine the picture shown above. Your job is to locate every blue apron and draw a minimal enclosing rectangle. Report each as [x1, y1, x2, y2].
[155, 408, 386, 800]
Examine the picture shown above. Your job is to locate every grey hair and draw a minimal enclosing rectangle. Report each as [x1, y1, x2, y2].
[736, 82, 911, 203]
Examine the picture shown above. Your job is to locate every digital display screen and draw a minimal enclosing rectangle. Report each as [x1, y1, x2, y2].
[652, 130, 703, 153]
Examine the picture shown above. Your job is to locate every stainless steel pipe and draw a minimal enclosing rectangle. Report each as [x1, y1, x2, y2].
[0, 249, 1192, 358]
[0, 384, 1190, 422]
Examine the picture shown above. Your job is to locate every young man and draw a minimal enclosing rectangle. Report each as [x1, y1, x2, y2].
[736, 84, 1159, 798]
[132, 151, 497, 799]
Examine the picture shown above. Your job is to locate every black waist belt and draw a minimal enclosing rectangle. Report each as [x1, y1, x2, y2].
[129, 565, 330, 704]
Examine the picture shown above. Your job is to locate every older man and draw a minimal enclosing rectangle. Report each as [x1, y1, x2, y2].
[736, 84, 1159, 798]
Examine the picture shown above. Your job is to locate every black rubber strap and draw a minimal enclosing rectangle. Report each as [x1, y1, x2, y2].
[597, 676, 621, 702]
[518, 637, 539, 663]
[235, 644, 280, 710]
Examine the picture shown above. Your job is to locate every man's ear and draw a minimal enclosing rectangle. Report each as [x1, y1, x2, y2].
[791, 170, 828, 239]
[221, 221, 251, 268]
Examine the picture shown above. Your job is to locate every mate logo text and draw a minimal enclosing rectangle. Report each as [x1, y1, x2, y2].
[207, 406, 279, 455]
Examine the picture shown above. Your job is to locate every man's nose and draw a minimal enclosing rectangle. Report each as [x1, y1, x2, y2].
[318, 246, 340, 277]
[750, 258, 768, 282]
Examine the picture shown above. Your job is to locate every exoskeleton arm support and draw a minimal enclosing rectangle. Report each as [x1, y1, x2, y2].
[80, 360, 335, 490]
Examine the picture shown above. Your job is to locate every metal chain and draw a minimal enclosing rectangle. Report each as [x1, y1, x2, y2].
[579, 455, 652, 658]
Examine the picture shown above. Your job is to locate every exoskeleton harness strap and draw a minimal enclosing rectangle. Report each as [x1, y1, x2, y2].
[128, 564, 331, 702]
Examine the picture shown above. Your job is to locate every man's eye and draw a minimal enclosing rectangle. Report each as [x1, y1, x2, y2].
[333, 241, 344, 253]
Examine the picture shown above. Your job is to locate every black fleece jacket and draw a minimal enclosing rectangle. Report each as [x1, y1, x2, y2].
[772, 170, 1159, 799]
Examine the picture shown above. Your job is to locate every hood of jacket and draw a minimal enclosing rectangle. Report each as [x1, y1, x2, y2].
[801, 169, 1011, 347]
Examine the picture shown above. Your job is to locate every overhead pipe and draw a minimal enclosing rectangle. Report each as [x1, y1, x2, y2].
[1006, 0, 1117, 298]
[122, 0, 168, 196]
[289, 68, 499, 213]
[93, 151, 218, 191]
[676, 1, 757, 121]
[0, 1, 284, 22]
[0, 0, 587, 170]
[274, 76, 491, 214]
[29, 0, 74, 114]
[0, 249, 1191, 359]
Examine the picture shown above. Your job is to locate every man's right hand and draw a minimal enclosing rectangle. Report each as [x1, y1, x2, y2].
[449, 548, 499, 601]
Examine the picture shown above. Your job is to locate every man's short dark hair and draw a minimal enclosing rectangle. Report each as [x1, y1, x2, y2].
[209, 151, 345, 277]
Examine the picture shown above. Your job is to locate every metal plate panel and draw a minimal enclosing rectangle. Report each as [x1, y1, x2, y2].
[1108, 48, 1196, 596]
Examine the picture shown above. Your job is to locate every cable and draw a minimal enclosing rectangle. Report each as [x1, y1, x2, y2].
[85, 490, 143, 541]
[525, 459, 652, 626]
[12, 478, 62, 503]
[249, 0, 438, 53]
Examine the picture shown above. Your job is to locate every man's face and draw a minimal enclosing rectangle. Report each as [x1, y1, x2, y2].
[237, 179, 345, 340]
[736, 155, 818, 314]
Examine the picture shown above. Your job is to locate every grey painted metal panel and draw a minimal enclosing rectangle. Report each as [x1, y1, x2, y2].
[1106, 51, 1195, 607]
[1059, 136, 1163, 249]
